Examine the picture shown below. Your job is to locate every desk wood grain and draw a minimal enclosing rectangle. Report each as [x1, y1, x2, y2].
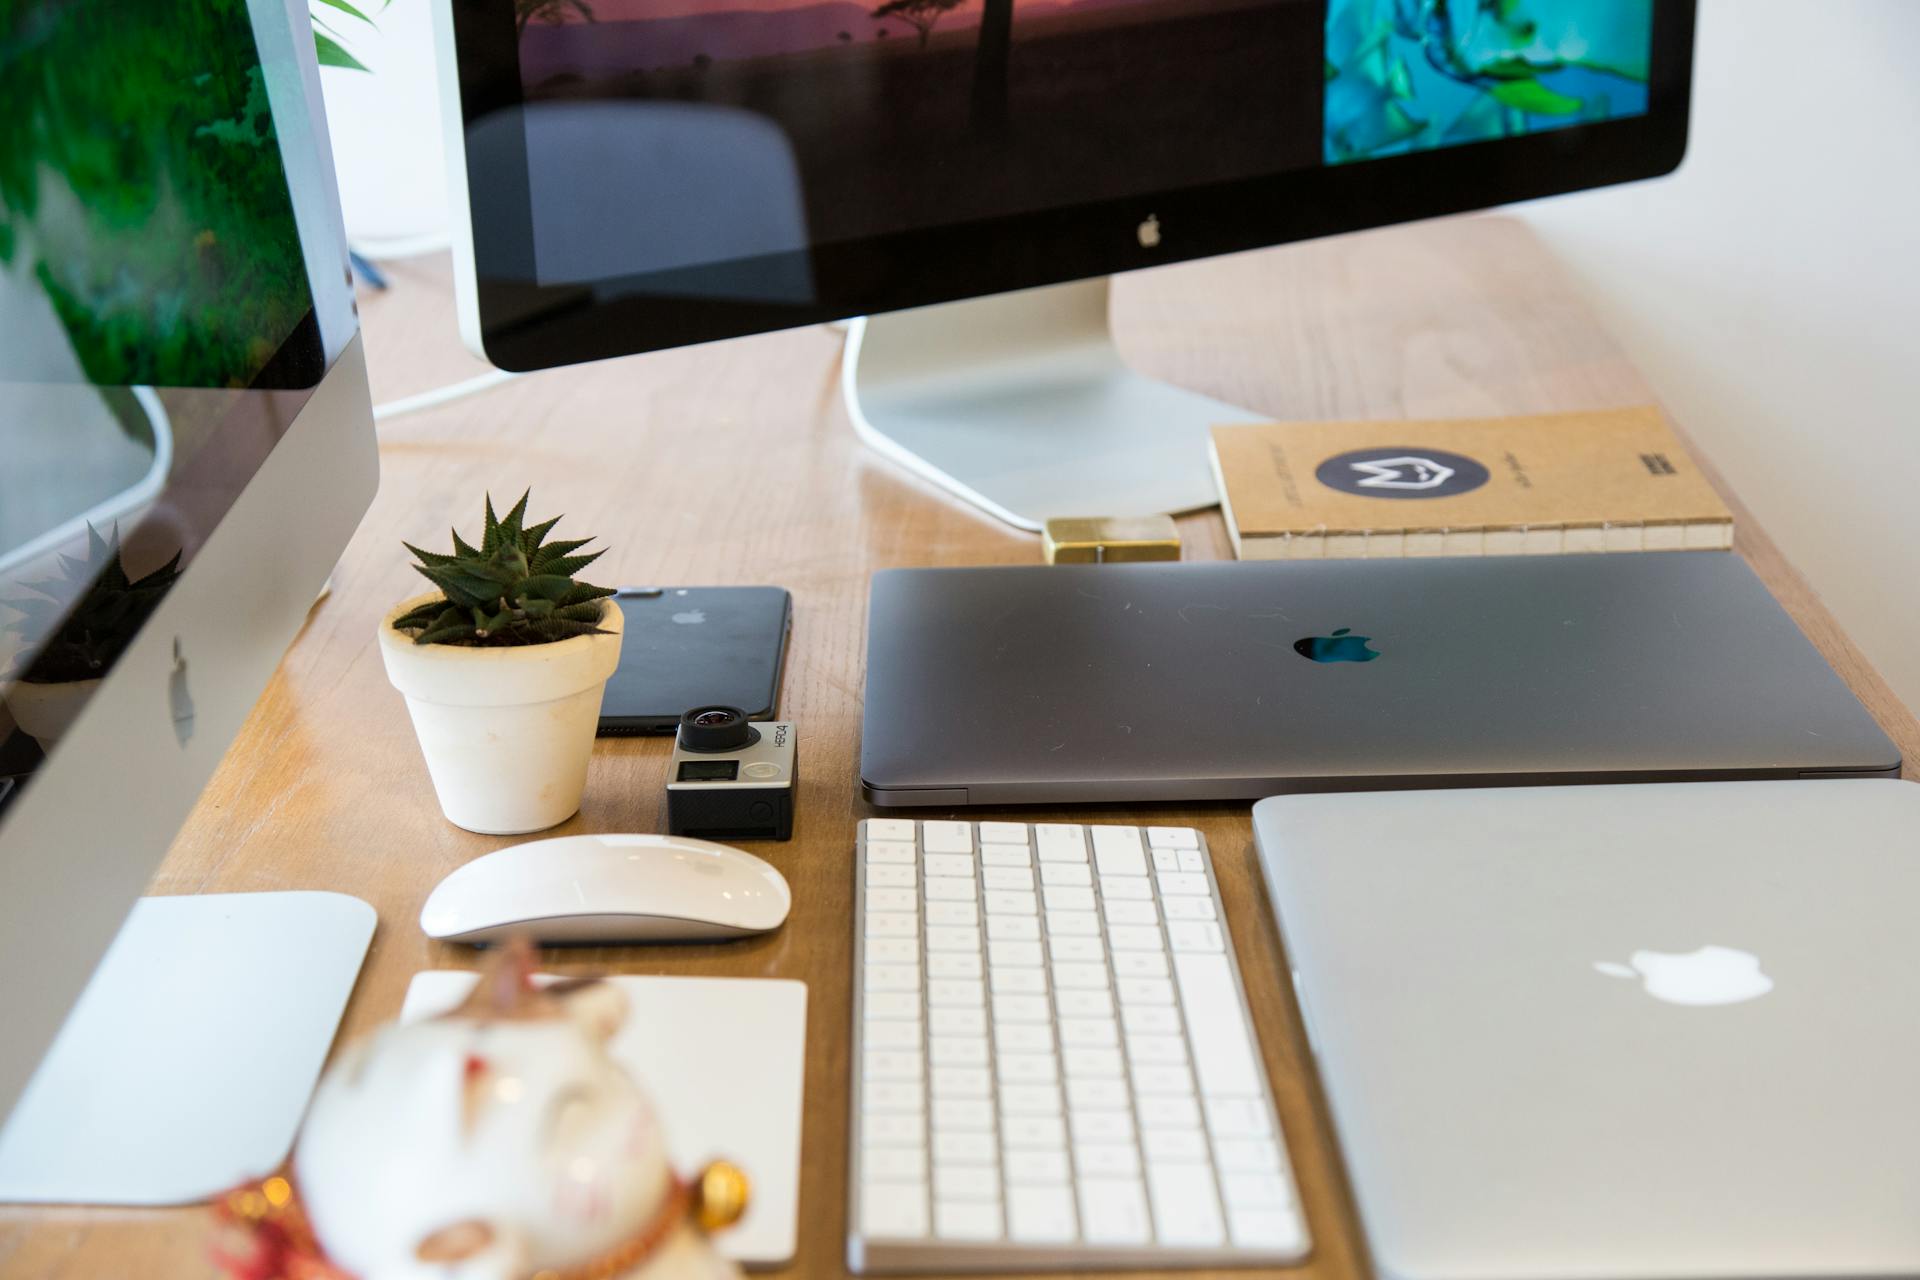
[4, 216, 1914, 1280]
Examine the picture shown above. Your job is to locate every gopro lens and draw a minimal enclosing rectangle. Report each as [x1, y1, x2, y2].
[679, 705, 756, 753]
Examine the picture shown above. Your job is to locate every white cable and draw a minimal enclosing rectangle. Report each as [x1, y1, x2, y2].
[372, 368, 519, 422]
[348, 231, 454, 261]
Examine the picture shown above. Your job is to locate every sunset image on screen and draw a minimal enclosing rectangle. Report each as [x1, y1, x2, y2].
[517, 0, 1321, 254]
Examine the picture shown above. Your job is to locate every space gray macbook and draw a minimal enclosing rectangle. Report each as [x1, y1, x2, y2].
[860, 553, 1899, 806]
[1254, 780, 1920, 1280]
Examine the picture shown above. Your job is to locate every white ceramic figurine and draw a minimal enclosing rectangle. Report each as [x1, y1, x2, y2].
[215, 940, 747, 1280]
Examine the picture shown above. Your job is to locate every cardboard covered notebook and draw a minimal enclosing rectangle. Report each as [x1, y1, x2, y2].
[1209, 407, 1734, 560]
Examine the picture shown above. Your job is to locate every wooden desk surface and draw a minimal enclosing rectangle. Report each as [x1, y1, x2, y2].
[4, 215, 1915, 1280]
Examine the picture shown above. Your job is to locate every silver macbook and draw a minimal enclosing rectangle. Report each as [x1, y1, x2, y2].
[1254, 780, 1920, 1280]
[860, 553, 1899, 805]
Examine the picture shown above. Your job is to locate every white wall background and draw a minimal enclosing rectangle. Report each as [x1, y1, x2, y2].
[1518, 0, 1920, 711]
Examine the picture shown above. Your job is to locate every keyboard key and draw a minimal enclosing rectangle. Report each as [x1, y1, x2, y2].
[1049, 934, 1105, 962]
[1173, 952, 1263, 1097]
[926, 900, 978, 926]
[925, 878, 977, 902]
[865, 1050, 924, 1080]
[934, 1165, 1000, 1201]
[1062, 1046, 1124, 1078]
[1163, 895, 1218, 922]
[932, 1099, 994, 1131]
[1001, 1115, 1067, 1150]
[864, 1081, 925, 1114]
[1146, 826, 1199, 849]
[867, 936, 918, 964]
[999, 1084, 1062, 1115]
[1168, 921, 1226, 953]
[928, 979, 984, 1006]
[867, 1113, 925, 1145]
[1122, 1004, 1182, 1035]
[864, 818, 917, 843]
[1069, 1109, 1133, 1143]
[928, 951, 983, 980]
[1058, 1017, 1118, 1047]
[1005, 1149, 1072, 1185]
[1146, 1162, 1225, 1246]
[868, 887, 918, 913]
[868, 863, 916, 889]
[993, 994, 1050, 1023]
[864, 1018, 921, 1047]
[990, 966, 1045, 994]
[1157, 872, 1210, 897]
[865, 912, 920, 940]
[862, 1182, 928, 1239]
[929, 1037, 988, 1067]
[922, 821, 973, 853]
[1138, 1095, 1202, 1130]
[1099, 874, 1154, 901]
[985, 889, 1039, 916]
[1152, 848, 1179, 873]
[981, 844, 1032, 868]
[929, 1006, 986, 1037]
[988, 939, 1044, 967]
[1073, 1143, 1139, 1177]
[1040, 861, 1092, 887]
[1055, 988, 1114, 1019]
[994, 1022, 1053, 1053]
[1205, 1097, 1273, 1139]
[978, 821, 1029, 845]
[924, 853, 976, 879]
[1215, 1138, 1283, 1173]
[1112, 950, 1169, 978]
[1117, 976, 1175, 1004]
[1144, 1128, 1208, 1161]
[1007, 1185, 1078, 1243]
[932, 1131, 996, 1164]
[932, 1067, 991, 1098]
[1035, 824, 1087, 862]
[1126, 1035, 1188, 1065]
[934, 1200, 1002, 1240]
[1177, 850, 1206, 874]
[995, 1054, 1059, 1084]
[1221, 1172, 1293, 1209]
[1104, 898, 1158, 926]
[1091, 826, 1147, 876]
[1110, 926, 1165, 953]
[1053, 963, 1110, 990]
[862, 1146, 925, 1179]
[926, 925, 980, 952]
[866, 840, 917, 864]
[865, 991, 920, 1020]
[1132, 1064, 1196, 1097]
[1228, 1205, 1307, 1252]
[1047, 910, 1100, 936]
[1065, 1077, 1130, 1111]
[866, 963, 920, 992]
[1078, 1179, 1150, 1245]
[1042, 885, 1096, 912]
[986, 914, 1041, 942]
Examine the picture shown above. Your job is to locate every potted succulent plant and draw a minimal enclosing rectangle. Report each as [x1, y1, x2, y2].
[2, 525, 181, 752]
[378, 492, 623, 835]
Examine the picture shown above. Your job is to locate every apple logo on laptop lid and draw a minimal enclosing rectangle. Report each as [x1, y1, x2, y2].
[1595, 945, 1775, 1007]
[1293, 628, 1381, 664]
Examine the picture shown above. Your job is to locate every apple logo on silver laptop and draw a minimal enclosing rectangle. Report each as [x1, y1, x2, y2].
[1594, 945, 1774, 1006]
[671, 609, 706, 625]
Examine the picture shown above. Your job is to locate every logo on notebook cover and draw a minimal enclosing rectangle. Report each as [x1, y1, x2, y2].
[1316, 447, 1490, 499]
[1594, 945, 1774, 1006]
[1292, 628, 1380, 664]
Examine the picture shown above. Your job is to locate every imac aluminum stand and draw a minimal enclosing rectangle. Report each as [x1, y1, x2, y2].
[842, 276, 1265, 532]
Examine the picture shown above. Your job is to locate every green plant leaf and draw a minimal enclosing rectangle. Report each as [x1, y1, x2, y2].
[314, 29, 368, 71]
[314, 0, 375, 24]
[1488, 78, 1582, 116]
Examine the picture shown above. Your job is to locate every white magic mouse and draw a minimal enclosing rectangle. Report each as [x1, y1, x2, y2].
[420, 833, 791, 945]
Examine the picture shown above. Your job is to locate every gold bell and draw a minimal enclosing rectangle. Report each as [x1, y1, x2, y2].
[691, 1161, 751, 1233]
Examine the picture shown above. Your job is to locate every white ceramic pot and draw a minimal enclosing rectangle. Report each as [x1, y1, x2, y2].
[3, 677, 102, 753]
[377, 594, 624, 836]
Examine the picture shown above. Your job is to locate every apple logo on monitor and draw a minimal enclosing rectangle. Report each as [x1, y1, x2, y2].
[1136, 215, 1162, 249]
[1594, 945, 1774, 1006]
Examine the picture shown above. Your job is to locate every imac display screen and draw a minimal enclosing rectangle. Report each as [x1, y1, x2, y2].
[449, 0, 1686, 365]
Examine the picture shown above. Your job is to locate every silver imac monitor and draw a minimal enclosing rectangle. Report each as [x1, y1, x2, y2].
[0, 0, 378, 1129]
[436, 0, 1696, 527]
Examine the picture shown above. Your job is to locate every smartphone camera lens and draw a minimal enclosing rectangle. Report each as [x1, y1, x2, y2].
[679, 705, 757, 753]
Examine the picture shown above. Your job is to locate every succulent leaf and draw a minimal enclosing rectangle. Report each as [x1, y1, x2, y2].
[394, 493, 613, 647]
[3, 525, 183, 682]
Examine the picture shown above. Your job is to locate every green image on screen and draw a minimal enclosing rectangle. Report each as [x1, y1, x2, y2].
[1324, 0, 1655, 164]
[0, 0, 315, 389]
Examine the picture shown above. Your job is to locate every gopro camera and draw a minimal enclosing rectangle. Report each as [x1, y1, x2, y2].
[666, 706, 796, 841]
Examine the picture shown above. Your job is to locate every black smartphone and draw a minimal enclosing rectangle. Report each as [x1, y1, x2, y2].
[597, 586, 792, 736]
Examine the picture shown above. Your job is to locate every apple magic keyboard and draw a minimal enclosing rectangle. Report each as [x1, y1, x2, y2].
[847, 818, 1309, 1273]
